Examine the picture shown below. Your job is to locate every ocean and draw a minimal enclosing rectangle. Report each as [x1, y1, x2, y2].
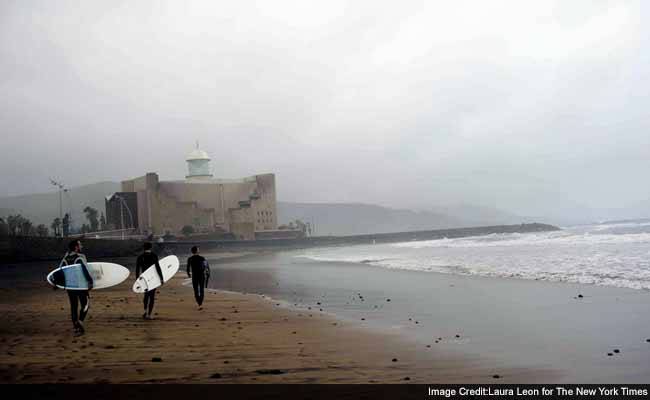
[298, 221, 650, 290]
[204, 221, 650, 382]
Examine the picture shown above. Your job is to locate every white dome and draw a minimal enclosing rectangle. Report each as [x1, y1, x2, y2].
[186, 148, 210, 161]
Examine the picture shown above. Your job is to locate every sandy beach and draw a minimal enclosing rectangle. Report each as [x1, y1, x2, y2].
[0, 253, 554, 384]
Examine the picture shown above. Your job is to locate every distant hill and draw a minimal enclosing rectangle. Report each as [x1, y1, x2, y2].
[0, 182, 526, 236]
[0, 182, 120, 228]
[277, 202, 524, 236]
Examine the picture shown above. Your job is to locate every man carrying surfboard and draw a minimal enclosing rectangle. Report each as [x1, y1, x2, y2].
[187, 246, 209, 309]
[59, 239, 93, 335]
[135, 242, 164, 320]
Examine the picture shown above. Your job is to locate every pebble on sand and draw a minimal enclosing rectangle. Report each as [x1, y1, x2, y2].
[492, 375, 500, 379]
[151, 357, 162, 362]
[607, 353, 613, 356]
[210, 373, 222, 379]
[613, 349, 620, 353]
[256, 369, 285, 375]
[386, 299, 391, 302]
[578, 294, 584, 298]
[392, 358, 398, 362]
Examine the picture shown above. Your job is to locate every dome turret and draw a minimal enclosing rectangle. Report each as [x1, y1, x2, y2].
[186, 142, 213, 179]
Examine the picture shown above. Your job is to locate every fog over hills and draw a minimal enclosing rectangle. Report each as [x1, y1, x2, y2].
[0, 182, 529, 236]
[0, 182, 120, 229]
[277, 202, 524, 236]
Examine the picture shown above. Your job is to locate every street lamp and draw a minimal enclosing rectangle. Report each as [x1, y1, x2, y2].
[50, 179, 65, 237]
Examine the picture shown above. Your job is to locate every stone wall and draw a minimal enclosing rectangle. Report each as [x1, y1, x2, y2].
[0, 237, 144, 262]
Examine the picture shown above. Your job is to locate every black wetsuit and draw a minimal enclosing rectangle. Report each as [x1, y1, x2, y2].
[187, 254, 207, 306]
[59, 252, 93, 325]
[136, 251, 163, 315]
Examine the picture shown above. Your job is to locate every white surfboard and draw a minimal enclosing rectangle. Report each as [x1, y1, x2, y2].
[46, 263, 130, 290]
[132, 255, 179, 293]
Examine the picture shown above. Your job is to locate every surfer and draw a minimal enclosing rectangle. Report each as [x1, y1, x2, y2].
[59, 239, 93, 335]
[135, 242, 164, 320]
[186, 246, 209, 309]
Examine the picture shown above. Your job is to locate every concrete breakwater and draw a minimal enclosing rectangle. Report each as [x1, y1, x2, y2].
[1, 223, 559, 262]
[159, 223, 560, 253]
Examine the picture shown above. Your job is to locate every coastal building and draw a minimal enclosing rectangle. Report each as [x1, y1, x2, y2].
[106, 144, 277, 240]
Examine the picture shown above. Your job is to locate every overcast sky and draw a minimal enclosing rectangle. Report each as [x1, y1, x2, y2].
[1, 0, 648, 219]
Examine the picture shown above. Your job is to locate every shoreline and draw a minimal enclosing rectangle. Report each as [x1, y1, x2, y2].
[0, 257, 554, 383]
[205, 251, 650, 383]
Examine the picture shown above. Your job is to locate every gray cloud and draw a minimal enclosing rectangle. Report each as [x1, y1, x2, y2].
[1, 0, 648, 222]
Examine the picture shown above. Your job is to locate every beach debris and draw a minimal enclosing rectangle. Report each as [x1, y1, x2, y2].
[613, 349, 620, 353]
[219, 318, 227, 321]
[607, 353, 613, 356]
[292, 331, 297, 334]
[392, 358, 398, 362]
[256, 369, 285, 375]
[317, 302, 321, 305]
[151, 357, 162, 362]
[492, 375, 500, 379]
[646, 339, 650, 343]
[224, 360, 229, 364]
[404, 377, 411, 381]
[104, 345, 116, 349]
[578, 294, 584, 298]
[415, 321, 419, 324]
[455, 334, 460, 338]
[386, 298, 391, 302]
[210, 373, 222, 379]
[426, 345, 431, 348]
[361, 318, 365, 321]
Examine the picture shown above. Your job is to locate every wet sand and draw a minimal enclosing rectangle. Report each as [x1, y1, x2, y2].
[0, 255, 551, 383]
[207, 251, 650, 383]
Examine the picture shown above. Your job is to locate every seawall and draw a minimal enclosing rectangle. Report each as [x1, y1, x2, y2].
[159, 223, 560, 253]
[1, 223, 559, 262]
